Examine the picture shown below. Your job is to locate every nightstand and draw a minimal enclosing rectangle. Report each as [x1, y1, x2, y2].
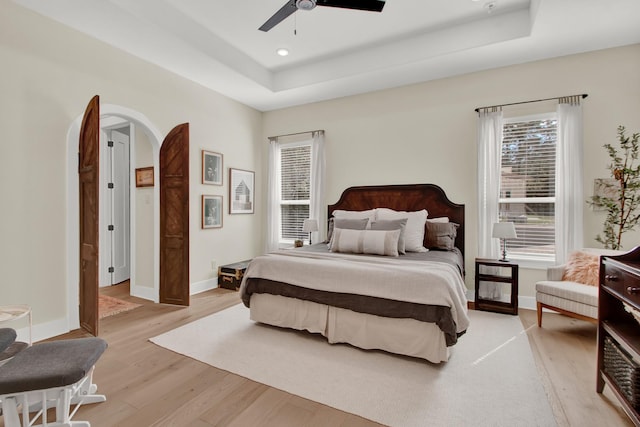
[475, 258, 519, 315]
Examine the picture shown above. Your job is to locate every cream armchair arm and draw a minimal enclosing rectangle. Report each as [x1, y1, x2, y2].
[547, 264, 566, 281]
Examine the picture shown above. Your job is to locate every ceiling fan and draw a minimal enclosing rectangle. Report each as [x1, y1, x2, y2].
[259, 0, 386, 32]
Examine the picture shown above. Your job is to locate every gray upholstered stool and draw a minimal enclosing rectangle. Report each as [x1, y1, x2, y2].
[0, 337, 108, 427]
[0, 328, 28, 366]
[0, 328, 16, 353]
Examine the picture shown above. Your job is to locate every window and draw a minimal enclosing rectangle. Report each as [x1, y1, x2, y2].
[279, 141, 311, 243]
[499, 114, 557, 260]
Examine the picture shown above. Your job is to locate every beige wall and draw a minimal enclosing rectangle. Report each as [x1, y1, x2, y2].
[2, 0, 639, 338]
[263, 44, 640, 301]
[134, 127, 154, 289]
[0, 1, 263, 340]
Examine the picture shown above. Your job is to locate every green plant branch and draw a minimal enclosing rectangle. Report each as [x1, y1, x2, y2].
[588, 125, 640, 250]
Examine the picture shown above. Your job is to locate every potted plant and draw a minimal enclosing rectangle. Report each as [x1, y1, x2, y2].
[588, 125, 640, 250]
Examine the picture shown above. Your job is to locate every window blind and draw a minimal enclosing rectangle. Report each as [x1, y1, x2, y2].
[280, 144, 311, 241]
[500, 117, 557, 258]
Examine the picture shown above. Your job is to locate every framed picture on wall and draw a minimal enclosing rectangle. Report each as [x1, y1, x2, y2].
[202, 195, 223, 229]
[229, 168, 255, 214]
[135, 167, 154, 187]
[202, 150, 223, 185]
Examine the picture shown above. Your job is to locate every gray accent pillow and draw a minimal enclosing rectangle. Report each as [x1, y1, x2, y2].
[370, 218, 408, 254]
[326, 217, 370, 244]
[425, 222, 459, 250]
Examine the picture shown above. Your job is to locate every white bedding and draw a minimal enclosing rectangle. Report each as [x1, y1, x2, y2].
[240, 249, 470, 336]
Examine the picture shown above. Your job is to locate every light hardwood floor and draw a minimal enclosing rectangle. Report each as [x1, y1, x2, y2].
[3, 284, 635, 427]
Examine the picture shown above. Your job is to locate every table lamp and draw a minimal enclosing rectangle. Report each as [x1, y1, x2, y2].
[492, 222, 518, 262]
[302, 219, 319, 245]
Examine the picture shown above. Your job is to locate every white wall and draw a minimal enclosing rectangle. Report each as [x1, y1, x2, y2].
[0, 1, 263, 340]
[263, 43, 640, 301]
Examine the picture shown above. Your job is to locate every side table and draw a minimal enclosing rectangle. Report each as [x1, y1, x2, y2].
[475, 258, 519, 315]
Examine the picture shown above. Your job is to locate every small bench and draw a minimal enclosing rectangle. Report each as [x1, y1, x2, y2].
[0, 328, 16, 353]
[0, 328, 28, 366]
[0, 336, 108, 427]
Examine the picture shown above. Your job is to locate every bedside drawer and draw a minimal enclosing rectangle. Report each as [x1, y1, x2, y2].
[603, 263, 640, 307]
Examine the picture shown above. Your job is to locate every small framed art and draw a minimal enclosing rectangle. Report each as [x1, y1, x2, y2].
[229, 168, 255, 214]
[135, 167, 154, 187]
[202, 195, 223, 229]
[202, 150, 223, 185]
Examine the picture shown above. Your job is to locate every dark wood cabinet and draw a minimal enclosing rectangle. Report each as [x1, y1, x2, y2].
[474, 258, 519, 315]
[598, 247, 640, 426]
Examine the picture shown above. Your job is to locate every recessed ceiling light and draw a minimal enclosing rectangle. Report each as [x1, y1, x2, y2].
[276, 48, 289, 57]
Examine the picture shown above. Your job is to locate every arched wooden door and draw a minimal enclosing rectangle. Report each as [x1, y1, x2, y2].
[160, 123, 190, 305]
[78, 95, 100, 336]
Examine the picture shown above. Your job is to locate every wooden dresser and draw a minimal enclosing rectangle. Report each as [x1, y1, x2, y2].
[598, 247, 640, 426]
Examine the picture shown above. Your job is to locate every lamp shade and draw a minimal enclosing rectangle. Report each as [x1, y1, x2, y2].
[302, 219, 319, 233]
[492, 222, 517, 239]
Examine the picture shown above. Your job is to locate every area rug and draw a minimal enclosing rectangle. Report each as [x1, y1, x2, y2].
[98, 294, 141, 319]
[150, 304, 556, 427]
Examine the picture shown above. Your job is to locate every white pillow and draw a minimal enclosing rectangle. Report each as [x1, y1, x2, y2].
[330, 228, 400, 257]
[376, 208, 428, 252]
[332, 209, 376, 229]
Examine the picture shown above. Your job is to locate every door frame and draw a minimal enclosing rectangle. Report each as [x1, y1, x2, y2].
[66, 104, 163, 331]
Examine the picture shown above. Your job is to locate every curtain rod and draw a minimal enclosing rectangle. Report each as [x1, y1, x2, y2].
[474, 94, 588, 113]
[267, 129, 324, 140]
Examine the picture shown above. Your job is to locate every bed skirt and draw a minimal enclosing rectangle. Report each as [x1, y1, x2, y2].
[249, 293, 450, 363]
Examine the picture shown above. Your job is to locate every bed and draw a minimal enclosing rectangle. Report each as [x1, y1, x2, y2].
[239, 184, 469, 363]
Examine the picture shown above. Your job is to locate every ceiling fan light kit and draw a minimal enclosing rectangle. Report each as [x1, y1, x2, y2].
[259, 0, 386, 32]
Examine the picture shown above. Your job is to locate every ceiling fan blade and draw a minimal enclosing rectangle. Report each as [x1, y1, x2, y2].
[317, 0, 385, 12]
[259, 0, 298, 32]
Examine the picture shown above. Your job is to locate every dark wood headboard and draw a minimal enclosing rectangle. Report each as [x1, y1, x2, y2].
[327, 184, 465, 257]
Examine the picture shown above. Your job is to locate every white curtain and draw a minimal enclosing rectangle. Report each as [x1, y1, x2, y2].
[310, 131, 326, 243]
[555, 97, 584, 263]
[265, 138, 280, 253]
[477, 109, 503, 299]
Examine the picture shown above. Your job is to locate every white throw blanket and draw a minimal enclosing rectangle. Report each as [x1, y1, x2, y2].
[240, 250, 470, 333]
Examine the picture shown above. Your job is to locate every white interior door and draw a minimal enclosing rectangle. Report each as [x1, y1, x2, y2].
[110, 129, 131, 284]
[100, 125, 131, 286]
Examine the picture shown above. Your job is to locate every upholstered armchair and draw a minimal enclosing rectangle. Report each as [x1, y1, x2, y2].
[535, 249, 620, 327]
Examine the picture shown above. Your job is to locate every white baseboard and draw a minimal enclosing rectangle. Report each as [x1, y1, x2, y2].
[15, 316, 71, 344]
[130, 285, 157, 302]
[130, 279, 219, 301]
[467, 290, 536, 311]
[191, 278, 218, 295]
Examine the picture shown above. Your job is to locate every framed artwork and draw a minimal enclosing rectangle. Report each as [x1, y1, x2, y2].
[135, 167, 154, 187]
[202, 150, 223, 185]
[229, 168, 255, 214]
[202, 195, 223, 229]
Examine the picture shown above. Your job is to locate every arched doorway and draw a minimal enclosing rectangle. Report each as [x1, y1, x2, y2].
[66, 103, 164, 332]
